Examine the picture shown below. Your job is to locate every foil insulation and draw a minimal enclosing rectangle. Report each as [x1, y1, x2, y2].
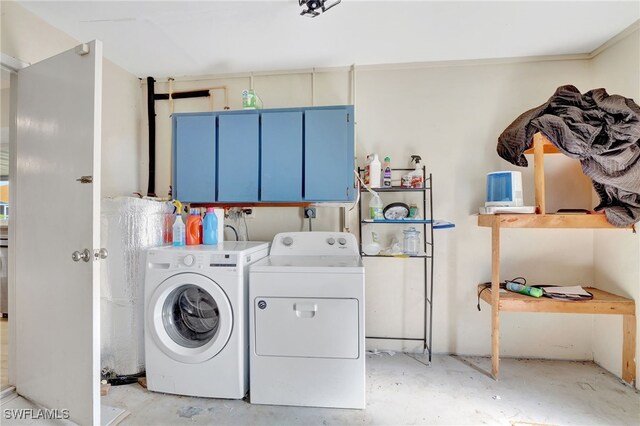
[100, 197, 173, 376]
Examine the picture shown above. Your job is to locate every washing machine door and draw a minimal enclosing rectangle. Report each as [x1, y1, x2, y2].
[148, 272, 233, 364]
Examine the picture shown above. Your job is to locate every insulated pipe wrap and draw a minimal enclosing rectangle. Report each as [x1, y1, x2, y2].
[100, 197, 172, 375]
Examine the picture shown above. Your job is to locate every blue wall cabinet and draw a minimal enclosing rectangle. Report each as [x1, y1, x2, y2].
[172, 106, 354, 203]
[261, 111, 303, 201]
[173, 114, 216, 203]
[304, 108, 354, 201]
[217, 114, 260, 202]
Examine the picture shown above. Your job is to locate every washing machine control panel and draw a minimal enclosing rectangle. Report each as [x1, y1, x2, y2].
[183, 254, 196, 266]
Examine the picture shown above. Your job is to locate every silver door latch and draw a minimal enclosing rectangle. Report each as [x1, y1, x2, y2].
[94, 248, 108, 260]
[72, 249, 91, 262]
[76, 176, 93, 184]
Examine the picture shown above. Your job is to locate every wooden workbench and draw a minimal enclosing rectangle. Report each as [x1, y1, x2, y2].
[477, 133, 637, 386]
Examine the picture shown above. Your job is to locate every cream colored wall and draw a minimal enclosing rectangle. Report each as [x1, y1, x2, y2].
[144, 57, 598, 358]
[1, 88, 9, 128]
[590, 27, 640, 389]
[0, 0, 141, 197]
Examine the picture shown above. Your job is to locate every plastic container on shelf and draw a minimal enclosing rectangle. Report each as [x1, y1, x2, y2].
[186, 208, 203, 245]
[172, 214, 185, 247]
[203, 207, 219, 245]
[402, 227, 421, 255]
[363, 231, 381, 256]
[410, 155, 424, 188]
[382, 157, 392, 187]
[364, 154, 382, 188]
[369, 194, 383, 220]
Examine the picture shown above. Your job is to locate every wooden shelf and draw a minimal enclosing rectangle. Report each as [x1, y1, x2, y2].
[524, 138, 561, 154]
[477, 285, 635, 315]
[477, 213, 630, 229]
[476, 132, 636, 386]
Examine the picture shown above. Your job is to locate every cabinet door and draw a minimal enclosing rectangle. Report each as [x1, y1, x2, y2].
[261, 111, 303, 201]
[304, 108, 354, 201]
[218, 114, 259, 202]
[174, 114, 216, 203]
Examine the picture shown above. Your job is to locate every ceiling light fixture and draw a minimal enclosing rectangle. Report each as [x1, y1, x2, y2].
[299, 0, 341, 18]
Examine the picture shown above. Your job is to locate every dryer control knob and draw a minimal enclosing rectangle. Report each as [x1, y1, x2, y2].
[283, 236, 294, 246]
[327, 238, 335, 245]
[338, 237, 347, 246]
[183, 254, 196, 266]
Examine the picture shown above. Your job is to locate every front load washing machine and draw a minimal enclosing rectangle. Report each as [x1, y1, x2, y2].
[249, 232, 365, 409]
[145, 242, 269, 398]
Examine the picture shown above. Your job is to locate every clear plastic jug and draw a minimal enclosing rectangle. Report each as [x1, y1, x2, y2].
[402, 227, 420, 255]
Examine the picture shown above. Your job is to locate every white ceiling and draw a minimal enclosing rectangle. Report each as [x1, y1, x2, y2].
[17, 1, 640, 78]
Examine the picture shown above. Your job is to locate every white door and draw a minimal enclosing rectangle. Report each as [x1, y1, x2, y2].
[14, 41, 102, 425]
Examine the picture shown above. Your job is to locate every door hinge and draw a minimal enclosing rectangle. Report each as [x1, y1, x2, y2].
[75, 44, 90, 56]
[76, 176, 93, 184]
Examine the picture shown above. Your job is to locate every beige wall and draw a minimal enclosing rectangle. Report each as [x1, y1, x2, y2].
[143, 56, 598, 359]
[4, 0, 637, 384]
[590, 26, 640, 389]
[0, 0, 141, 197]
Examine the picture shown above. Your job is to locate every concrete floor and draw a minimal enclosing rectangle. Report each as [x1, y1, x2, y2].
[103, 353, 639, 425]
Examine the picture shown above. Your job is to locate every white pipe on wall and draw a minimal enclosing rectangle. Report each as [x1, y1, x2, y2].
[342, 64, 358, 233]
[311, 68, 316, 106]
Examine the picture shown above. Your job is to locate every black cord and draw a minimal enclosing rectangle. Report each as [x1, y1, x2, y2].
[477, 277, 526, 311]
[224, 224, 239, 241]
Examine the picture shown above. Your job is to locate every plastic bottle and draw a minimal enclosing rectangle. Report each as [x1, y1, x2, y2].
[410, 155, 424, 188]
[506, 282, 544, 298]
[363, 155, 372, 186]
[186, 208, 203, 245]
[172, 214, 185, 247]
[203, 207, 219, 245]
[369, 194, 383, 220]
[164, 213, 174, 244]
[363, 231, 381, 255]
[383, 157, 392, 187]
[369, 154, 382, 188]
[409, 203, 418, 219]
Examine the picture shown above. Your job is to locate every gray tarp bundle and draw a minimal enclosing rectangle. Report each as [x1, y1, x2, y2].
[497, 85, 640, 227]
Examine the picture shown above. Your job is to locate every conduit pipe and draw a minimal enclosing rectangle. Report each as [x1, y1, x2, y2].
[311, 68, 316, 106]
[146, 77, 156, 197]
[156, 77, 229, 197]
[168, 78, 174, 194]
[342, 64, 358, 233]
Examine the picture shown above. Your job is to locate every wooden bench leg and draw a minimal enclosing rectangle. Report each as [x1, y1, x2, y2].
[491, 221, 500, 379]
[622, 314, 636, 386]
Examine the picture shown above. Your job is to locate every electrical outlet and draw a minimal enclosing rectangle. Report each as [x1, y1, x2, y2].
[304, 207, 316, 219]
[243, 208, 256, 220]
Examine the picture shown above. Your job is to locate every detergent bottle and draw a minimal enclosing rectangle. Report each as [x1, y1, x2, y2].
[203, 208, 219, 245]
[186, 208, 203, 245]
[369, 193, 383, 220]
[369, 154, 382, 188]
[172, 214, 185, 246]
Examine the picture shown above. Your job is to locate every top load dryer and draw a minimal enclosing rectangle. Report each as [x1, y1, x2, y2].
[249, 232, 365, 409]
